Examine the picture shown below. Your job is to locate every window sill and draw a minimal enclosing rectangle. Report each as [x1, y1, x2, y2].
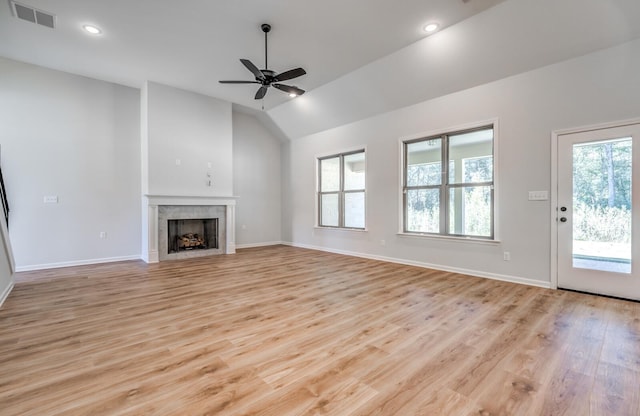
[396, 232, 500, 245]
[315, 226, 368, 233]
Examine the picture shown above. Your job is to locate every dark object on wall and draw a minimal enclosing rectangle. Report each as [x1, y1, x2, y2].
[0, 167, 8, 228]
[219, 23, 306, 99]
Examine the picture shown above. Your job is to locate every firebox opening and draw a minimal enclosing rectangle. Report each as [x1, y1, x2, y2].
[167, 218, 218, 254]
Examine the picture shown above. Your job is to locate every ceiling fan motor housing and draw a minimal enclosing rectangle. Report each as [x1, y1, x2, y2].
[259, 70, 276, 84]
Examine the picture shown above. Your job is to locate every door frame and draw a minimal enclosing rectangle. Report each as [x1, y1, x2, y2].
[550, 117, 640, 290]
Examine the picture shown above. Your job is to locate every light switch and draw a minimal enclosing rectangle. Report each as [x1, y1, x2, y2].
[43, 195, 58, 204]
[528, 191, 548, 201]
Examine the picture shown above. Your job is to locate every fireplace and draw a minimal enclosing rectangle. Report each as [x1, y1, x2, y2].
[142, 197, 236, 263]
[168, 218, 218, 253]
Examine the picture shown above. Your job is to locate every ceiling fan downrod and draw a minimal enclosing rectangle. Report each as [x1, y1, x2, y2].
[262, 23, 271, 70]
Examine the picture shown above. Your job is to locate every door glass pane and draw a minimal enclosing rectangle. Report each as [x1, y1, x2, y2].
[449, 186, 492, 237]
[407, 139, 442, 186]
[572, 137, 632, 273]
[320, 157, 340, 192]
[320, 193, 339, 227]
[344, 152, 365, 190]
[344, 192, 365, 228]
[406, 189, 439, 233]
[449, 129, 493, 184]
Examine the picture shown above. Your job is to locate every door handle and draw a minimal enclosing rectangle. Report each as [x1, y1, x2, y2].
[560, 207, 567, 212]
[560, 217, 567, 222]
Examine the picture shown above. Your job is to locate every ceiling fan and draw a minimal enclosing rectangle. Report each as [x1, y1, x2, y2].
[219, 24, 306, 100]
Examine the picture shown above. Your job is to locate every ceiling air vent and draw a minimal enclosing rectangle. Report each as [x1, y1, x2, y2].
[10, 1, 56, 29]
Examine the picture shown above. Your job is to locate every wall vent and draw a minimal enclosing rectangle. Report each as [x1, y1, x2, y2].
[10, 1, 56, 29]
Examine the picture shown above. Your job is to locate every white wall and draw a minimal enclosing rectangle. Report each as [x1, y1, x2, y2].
[232, 111, 282, 246]
[0, 216, 14, 307]
[143, 82, 233, 196]
[280, 140, 293, 243]
[282, 39, 640, 286]
[0, 57, 141, 270]
[0, 62, 282, 270]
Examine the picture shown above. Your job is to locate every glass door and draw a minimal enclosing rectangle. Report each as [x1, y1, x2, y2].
[557, 123, 640, 299]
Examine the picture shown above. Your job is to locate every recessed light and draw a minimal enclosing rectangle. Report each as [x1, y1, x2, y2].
[83, 24, 102, 35]
[423, 23, 439, 33]
[289, 93, 298, 98]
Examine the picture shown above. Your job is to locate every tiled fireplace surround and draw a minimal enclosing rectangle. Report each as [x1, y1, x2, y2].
[142, 195, 236, 263]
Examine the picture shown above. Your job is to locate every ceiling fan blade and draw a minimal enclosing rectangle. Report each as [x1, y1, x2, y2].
[273, 84, 305, 96]
[219, 80, 261, 84]
[240, 59, 265, 81]
[274, 67, 306, 82]
[255, 85, 269, 100]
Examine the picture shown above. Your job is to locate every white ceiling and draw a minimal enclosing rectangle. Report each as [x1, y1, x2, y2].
[269, 0, 640, 139]
[0, 0, 506, 110]
[2, 0, 640, 141]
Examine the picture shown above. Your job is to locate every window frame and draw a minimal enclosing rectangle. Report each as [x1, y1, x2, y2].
[402, 124, 496, 240]
[317, 149, 366, 230]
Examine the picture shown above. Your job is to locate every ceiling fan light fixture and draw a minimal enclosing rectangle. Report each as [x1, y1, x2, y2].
[423, 23, 439, 33]
[289, 93, 297, 98]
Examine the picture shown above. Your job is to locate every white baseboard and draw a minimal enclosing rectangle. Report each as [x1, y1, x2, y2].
[0, 281, 14, 308]
[236, 241, 284, 249]
[283, 242, 551, 289]
[15, 255, 142, 272]
[16, 244, 286, 271]
[13, 243, 552, 290]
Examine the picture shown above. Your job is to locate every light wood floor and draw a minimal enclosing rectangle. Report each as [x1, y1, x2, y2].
[1, 245, 639, 415]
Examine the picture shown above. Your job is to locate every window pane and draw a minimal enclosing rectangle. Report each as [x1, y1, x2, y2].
[449, 129, 493, 184]
[449, 186, 492, 237]
[344, 192, 365, 228]
[572, 137, 631, 273]
[407, 139, 442, 186]
[320, 194, 339, 226]
[320, 157, 340, 192]
[406, 189, 440, 233]
[448, 159, 455, 182]
[344, 152, 365, 190]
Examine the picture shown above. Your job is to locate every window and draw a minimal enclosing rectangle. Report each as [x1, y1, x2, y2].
[403, 125, 494, 238]
[318, 150, 366, 229]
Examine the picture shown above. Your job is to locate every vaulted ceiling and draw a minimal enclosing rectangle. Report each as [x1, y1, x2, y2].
[269, 0, 640, 138]
[0, 0, 506, 109]
[1, 0, 639, 139]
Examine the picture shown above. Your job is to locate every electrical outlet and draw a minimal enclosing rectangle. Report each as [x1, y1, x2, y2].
[503, 251, 510, 261]
[99, 231, 107, 239]
[43, 195, 58, 204]
[380, 240, 386, 246]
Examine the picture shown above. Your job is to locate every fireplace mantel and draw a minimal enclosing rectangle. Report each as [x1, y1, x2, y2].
[144, 194, 238, 206]
[142, 195, 238, 263]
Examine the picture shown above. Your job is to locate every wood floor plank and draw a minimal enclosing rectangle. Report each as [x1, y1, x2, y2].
[1, 245, 639, 415]
[591, 362, 640, 415]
